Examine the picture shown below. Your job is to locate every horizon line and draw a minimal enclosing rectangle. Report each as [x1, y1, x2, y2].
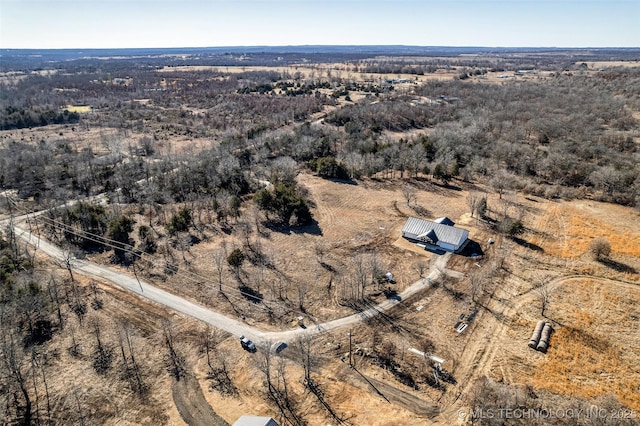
[2, 44, 640, 51]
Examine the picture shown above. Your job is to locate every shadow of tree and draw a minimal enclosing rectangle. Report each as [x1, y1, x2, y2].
[411, 204, 432, 218]
[598, 258, 637, 274]
[325, 177, 357, 185]
[238, 286, 263, 304]
[383, 289, 401, 301]
[266, 219, 323, 236]
[512, 237, 544, 252]
[319, 261, 336, 272]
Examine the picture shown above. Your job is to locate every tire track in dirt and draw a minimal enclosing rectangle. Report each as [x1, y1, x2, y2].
[442, 273, 640, 422]
[306, 177, 385, 243]
[449, 281, 549, 405]
[172, 373, 229, 426]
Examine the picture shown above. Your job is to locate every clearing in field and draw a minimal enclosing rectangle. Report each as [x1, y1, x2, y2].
[528, 200, 640, 281]
[65, 105, 92, 113]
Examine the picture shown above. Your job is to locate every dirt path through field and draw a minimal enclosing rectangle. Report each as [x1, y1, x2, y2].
[172, 374, 229, 426]
[439, 274, 640, 424]
[341, 365, 441, 419]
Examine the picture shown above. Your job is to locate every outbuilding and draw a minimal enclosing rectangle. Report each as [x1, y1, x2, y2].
[402, 216, 469, 252]
[233, 415, 279, 426]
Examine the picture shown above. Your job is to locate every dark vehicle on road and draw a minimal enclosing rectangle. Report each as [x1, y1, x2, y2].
[240, 335, 256, 352]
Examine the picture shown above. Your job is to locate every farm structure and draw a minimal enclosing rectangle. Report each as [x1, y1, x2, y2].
[402, 216, 470, 252]
[233, 415, 279, 426]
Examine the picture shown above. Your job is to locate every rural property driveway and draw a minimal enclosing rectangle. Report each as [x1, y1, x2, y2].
[10, 223, 449, 350]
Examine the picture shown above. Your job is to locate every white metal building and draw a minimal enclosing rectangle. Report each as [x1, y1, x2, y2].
[233, 415, 279, 426]
[402, 216, 469, 252]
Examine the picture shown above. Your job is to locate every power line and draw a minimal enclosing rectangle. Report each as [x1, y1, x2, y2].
[8, 199, 303, 317]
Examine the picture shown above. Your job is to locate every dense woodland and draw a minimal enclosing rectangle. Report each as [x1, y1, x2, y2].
[1, 48, 639, 425]
[1, 52, 638, 208]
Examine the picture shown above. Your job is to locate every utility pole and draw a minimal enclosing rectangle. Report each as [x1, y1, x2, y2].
[6, 194, 19, 261]
[348, 329, 353, 368]
[132, 258, 143, 293]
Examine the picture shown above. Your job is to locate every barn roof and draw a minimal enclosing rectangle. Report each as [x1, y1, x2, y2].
[435, 217, 455, 226]
[402, 217, 468, 247]
[419, 228, 439, 244]
[233, 416, 279, 426]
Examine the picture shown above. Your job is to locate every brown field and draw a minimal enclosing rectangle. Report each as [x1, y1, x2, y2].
[578, 60, 640, 69]
[65, 105, 93, 113]
[30, 173, 637, 425]
[5, 114, 639, 424]
[532, 278, 640, 411]
[158, 63, 459, 84]
[529, 200, 640, 281]
[4, 49, 640, 425]
[156, 62, 567, 87]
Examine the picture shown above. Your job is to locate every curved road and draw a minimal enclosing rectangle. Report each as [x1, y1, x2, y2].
[11, 224, 450, 348]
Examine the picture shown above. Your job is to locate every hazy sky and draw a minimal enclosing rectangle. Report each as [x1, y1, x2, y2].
[1, 0, 638, 49]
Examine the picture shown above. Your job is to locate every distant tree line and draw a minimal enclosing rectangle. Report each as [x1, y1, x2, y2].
[1, 106, 79, 130]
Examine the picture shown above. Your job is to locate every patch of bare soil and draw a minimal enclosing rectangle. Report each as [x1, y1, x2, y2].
[172, 374, 229, 426]
[340, 364, 440, 418]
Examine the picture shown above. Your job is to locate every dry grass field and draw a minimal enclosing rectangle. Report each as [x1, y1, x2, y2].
[86, 175, 640, 423]
[64, 105, 93, 113]
[531, 278, 640, 411]
[158, 63, 458, 85]
[529, 200, 640, 281]
[4, 54, 639, 424]
[579, 60, 640, 69]
[8, 168, 640, 424]
[184, 178, 640, 424]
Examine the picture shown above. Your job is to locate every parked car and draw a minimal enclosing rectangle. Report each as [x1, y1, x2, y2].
[239, 335, 256, 352]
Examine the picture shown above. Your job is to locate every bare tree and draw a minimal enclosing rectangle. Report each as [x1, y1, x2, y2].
[68, 324, 81, 358]
[589, 237, 611, 261]
[268, 156, 298, 186]
[297, 336, 313, 384]
[162, 320, 185, 381]
[401, 184, 417, 207]
[297, 281, 308, 313]
[489, 169, 513, 200]
[117, 322, 147, 396]
[421, 338, 436, 360]
[73, 389, 85, 426]
[351, 254, 369, 301]
[61, 247, 76, 282]
[32, 352, 52, 425]
[535, 284, 551, 317]
[90, 319, 113, 375]
[314, 240, 326, 265]
[413, 260, 428, 278]
[213, 244, 227, 293]
[205, 347, 237, 397]
[297, 336, 345, 424]
[67, 277, 87, 326]
[0, 333, 32, 425]
[47, 277, 64, 329]
[467, 191, 483, 218]
[380, 340, 397, 363]
[469, 270, 486, 302]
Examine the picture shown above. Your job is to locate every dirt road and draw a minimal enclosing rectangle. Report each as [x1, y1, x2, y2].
[11, 224, 450, 349]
